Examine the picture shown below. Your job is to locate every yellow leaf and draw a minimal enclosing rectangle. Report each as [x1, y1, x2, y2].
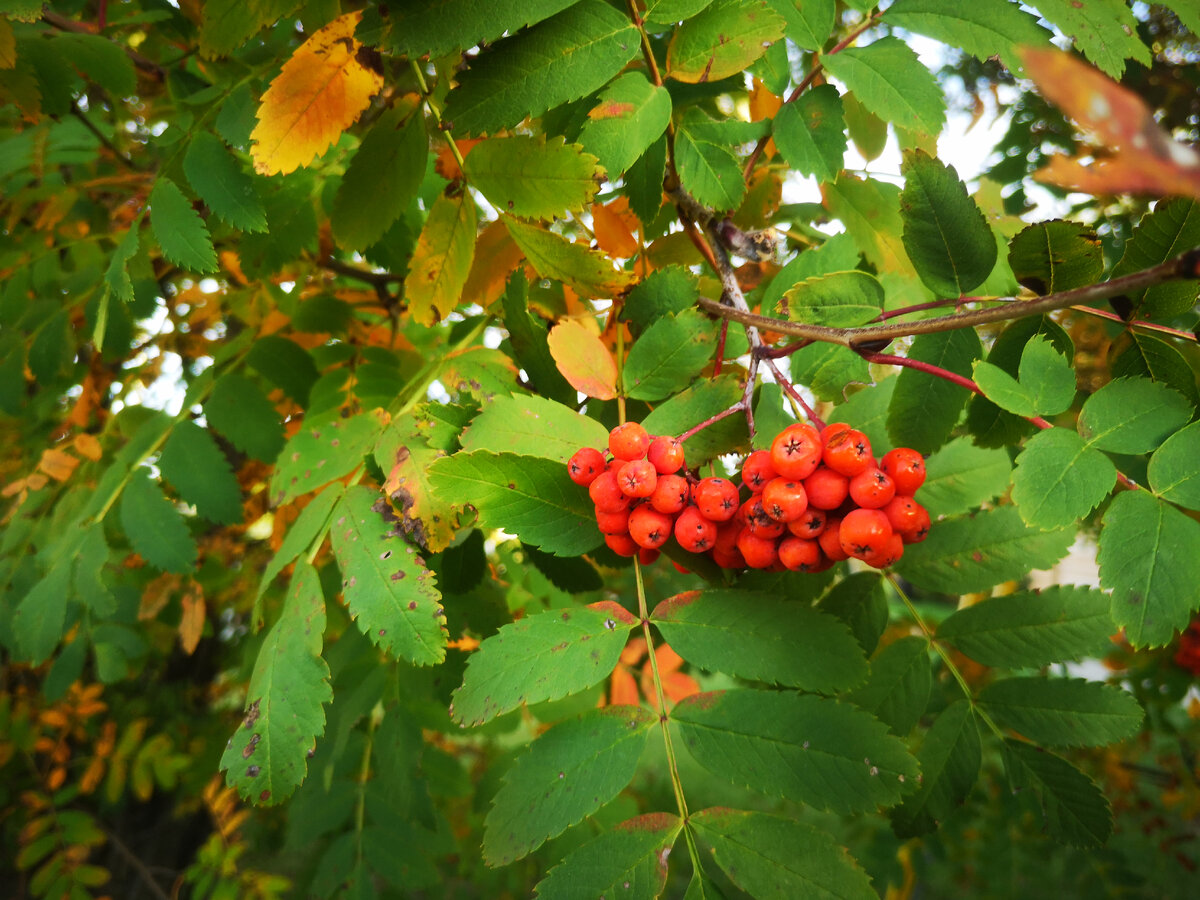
[38, 448, 79, 482]
[462, 219, 524, 309]
[250, 11, 383, 175]
[546, 319, 618, 400]
[0, 18, 16, 70]
[592, 201, 638, 260]
[73, 433, 102, 461]
[179, 583, 205, 655]
[405, 190, 478, 326]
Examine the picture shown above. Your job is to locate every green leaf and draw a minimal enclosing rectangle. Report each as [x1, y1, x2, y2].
[443, 0, 640, 136]
[204, 373, 285, 462]
[149, 177, 217, 274]
[1149, 421, 1200, 510]
[1077, 378, 1190, 454]
[158, 420, 243, 525]
[895, 506, 1072, 595]
[500, 272, 576, 405]
[690, 808, 875, 900]
[919, 436, 1011, 520]
[642, 374, 748, 468]
[1003, 739, 1111, 848]
[899, 150, 996, 297]
[13, 559, 73, 665]
[644, 0, 715, 26]
[104, 219, 141, 303]
[1011, 428, 1116, 530]
[625, 135, 668, 226]
[765, 0, 835, 51]
[427, 451, 601, 556]
[827, 377, 897, 454]
[120, 469, 197, 573]
[504, 216, 635, 299]
[579, 72, 673, 178]
[824, 173, 914, 277]
[623, 309, 718, 400]
[483, 706, 656, 865]
[817, 571, 889, 657]
[937, 586, 1115, 667]
[650, 590, 868, 692]
[666, 0, 785, 83]
[247, 335, 319, 405]
[330, 485, 447, 665]
[980, 678, 1143, 749]
[885, 0, 1051, 76]
[220, 560, 331, 805]
[820, 37, 945, 137]
[790, 342, 871, 403]
[847, 636, 931, 736]
[269, 409, 386, 507]
[1033, 0, 1150, 79]
[183, 132, 267, 233]
[891, 701, 981, 838]
[1099, 489, 1200, 647]
[764, 233, 861, 317]
[886, 328, 982, 455]
[671, 690, 919, 813]
[465, 135, 601, 221]
[623, 266, 700, 334]
[56, 31, 137, 97]
[1112, 331, 1200, 408]
[1007, 220, 1103, 294]
[450, 601, 637, 726]
[459, 394, 609, 463]
[674, 124, 746, 212]
[842, 91, 888, 162]
[1111, 198, 1200, 320]
[784, 270, 883, 327]
[332, 105, 427, 251]
[255, 484, 344, 618]
[405, 190, 477, 327]
[377, 0, 578, 58]
[533, 813, 681, 900]
[772, 84, 847, 183]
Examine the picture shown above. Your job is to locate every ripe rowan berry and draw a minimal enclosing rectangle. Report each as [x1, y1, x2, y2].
[647, 435, 685, 474]
[711, 545, 747, 570]
[822, 428, 873, 477]
[778, 536, 821, 572]
[617, 458, 657, 498]
[863, 532, 904, 569]
[820, 421, 852, 443]
[737, 529, 779, 569]
[638, 547, 660, 566]
[804, 466, 849, 510]
[674, 506, 717, 552]
[787, 508, 827, 540]
[589, 470, 631, 512]
[839, 508, 893, 560]
[880, 448, 926, 496]
[848, 467, 895, 509]
[605, 532, 639, 557]
[628, 505, 674, 549]
[817, 517, 849, 561]
[609, 422, 651, 461]
[770, 423, 822, 479]
[595, 507, 631, 535]
[742, 497, 785, 539]
[694, 477, 740, 522]
[882, 496, 926, 535]
[568, 447, 606, 485]
[900, 504, 931, 544]
[740, 450, 777, 492]
[650, 473, 689, 514]
[761, 477, 808, 522]
[713, 519, 741, 554]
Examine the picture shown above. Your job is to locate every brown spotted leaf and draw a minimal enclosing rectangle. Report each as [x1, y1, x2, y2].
[330, 484, 447, 666]
[375, 420, 459, 553]
[269, 409, 387, 507]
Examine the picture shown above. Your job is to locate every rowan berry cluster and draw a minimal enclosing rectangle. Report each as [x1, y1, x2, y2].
[567, 420, 930, 573]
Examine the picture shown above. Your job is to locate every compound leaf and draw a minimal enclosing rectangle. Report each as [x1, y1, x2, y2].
[891, 701, 981, 838]
[459, 394, 609, 463]
[1003, 739, 1112, 847]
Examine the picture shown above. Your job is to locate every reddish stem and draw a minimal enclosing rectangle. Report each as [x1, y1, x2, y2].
[756, 339, 812, 359]
[876, 297, 976, 321]
[763, 358, 825, 429]
[1072, 305, 1200, 343]
[676, 403, 745, 443]
[713, 319, 728, 377]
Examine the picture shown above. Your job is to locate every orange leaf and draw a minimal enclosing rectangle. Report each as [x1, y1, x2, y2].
[250, 11, 383, 175]
[608, 666, 640, 707]
[749, 78, 782, 122]
[462, 219, 525, 309]
[1022, 47, 1200, 199]
[620, 636, 648, 666]
[38, 448, 78, 482]
[436, 138, 483, 181]
[546, 319, 618, 400]
[592, 201, 638, 259]
[73, 433, 102, 461]
[179, 584, 205, 655]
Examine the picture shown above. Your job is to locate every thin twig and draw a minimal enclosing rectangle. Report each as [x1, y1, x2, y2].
[101, 826, 171, 900]
[71, 102, 139, 171]
[1071, 305, 1200, 343]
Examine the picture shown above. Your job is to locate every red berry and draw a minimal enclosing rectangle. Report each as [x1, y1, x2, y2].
[743, 497, 785, 539]
[674, 506, 717, 552]
[737, 529, 779, 569]
[848, 467, 895, 509]
[605, 532, 639, 557]
[638, 547, 661, 566]
[770, 423, 822, 480]
[609, 422, 650, 461]
[778, 536, 821, 572]
[881, 448, 926, 496]
[589, 470, 630, 513]
[817, 517, 849, 561]
[711, 545, 747, 569]
[787, 508, 827, 539]
[568, 447, 607, 485]
[713, 519, 742, 553]
[804, 466, 849, 511]
[595, 507, 631, 535]
[629, 505, 674, 549]
[900, 504, 932, 544]
[822, 429, 873, 478]
[882, 496, 926, 535]
[650, 473, 690, 514]
[694, 477, 740, 522]
[647, 435, 685, 474]
[820, 421, 852, 443]
[617, 458, 657, 498]
[839, 508, 893, 560]
[863, 532, 904, 569]
[740, 450, 777, 492]
[761, 477, 808, 523]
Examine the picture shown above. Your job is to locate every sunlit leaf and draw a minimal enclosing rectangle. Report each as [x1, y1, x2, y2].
[405, 190, 478, 327]
[546, 319, 618, 400]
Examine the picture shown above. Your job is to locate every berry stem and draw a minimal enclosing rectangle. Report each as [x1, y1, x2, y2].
[713, 318, 728, 377]
[676, 402, 745, 443]
[1071, 305, 1200, 343]
[762, 357, 825, 429]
